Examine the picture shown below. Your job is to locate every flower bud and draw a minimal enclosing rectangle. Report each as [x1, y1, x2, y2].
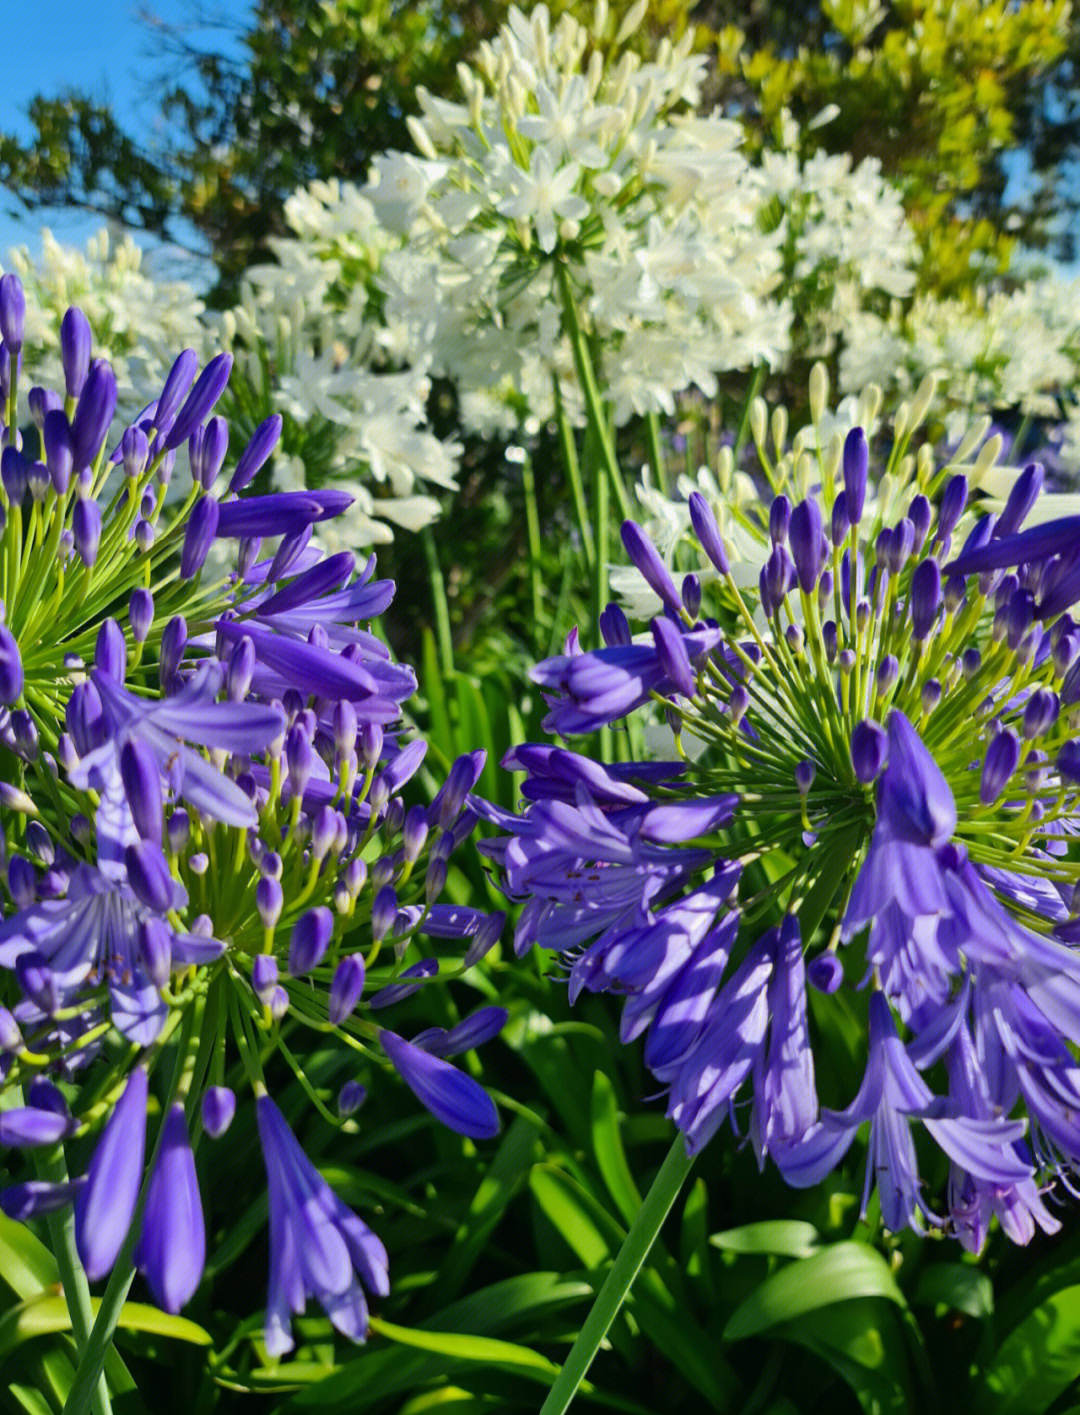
[251, 953, 278, 1002]
[124, 840, 178, 913]
[875, 655, 899, 697]
[769, 495, 791, 546]
[402, 805, 429, 863]
[154, 350, 198, 437]
[938, 474, 968, 541]
[288, 906, 333, 977]
[190, 415, 229, 489]
[42, 409, 73, 492]
[0, 274, 26, 353]
[1, 445, 27, 504]
[269, 985, 289, 1020]
[808, 952, 844, 994]
[687, 491, 729, 575]
[16, 951, 57, 1015]
[921, 679, 942, 715]
[908, 494, 932, 553]
[95, 618, 127, 682]
[0, 625, 23, 704]
[0, 1006, 23, 1051]
[1007, 589, 1036, 652]
[371, 885, 398, 944]
[910, 558, 941, 641]
[621, 520, 681, 612]
[70, 360, 118, 472]
[138, 917, 172, 989]
[286, 723, 313, 796]
[129, 588, 154, 643]
[1024, 688, 1059, 739]
[652, 616, 696, 699]
[851, 719, 888, 783]
[8, 856, 36, 907]
[164, 353, 232, 451]
[120, 738, 163, 843]
[121, 425, 150, 479]
[72, 497, 102, 567]
[338, 1081, 367, 1116]
[160, 616, 187, 687]
[255, 875, 284, 930]
[681, 573, 701, 620]
[180, 494, 220, 579]
[329, 954, 366, 1025]
[202, 1087, 236, 1139]
[60, 308, 92, 398]
[794, 760, 815, 795]
[887, 518, 915, 574]
[229, 414, 282, 493]
[981, 728, 1021, 805]
[226, 634, 255, 702]
[9, 710, 37, 762]
[996, 462, 1044, 539]
[842, 428, 868, 524]
[599, 601, 632, 647]
[166, 809, 190, 853]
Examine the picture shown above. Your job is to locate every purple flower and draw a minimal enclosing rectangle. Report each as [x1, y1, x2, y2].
[76, 1068, 148, 1280]
[257, 1095, 389, 1355]
[135, 1105, 205, 1313]
[380, 1030, 498, 1138]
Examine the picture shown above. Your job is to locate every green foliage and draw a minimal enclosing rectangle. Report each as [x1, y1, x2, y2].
[713, 0, 1075, 295]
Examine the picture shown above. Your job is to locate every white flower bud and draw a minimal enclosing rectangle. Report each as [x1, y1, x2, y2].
[809, 362, 828, 425]
[952, 415, 993, 466]
[972, 432, 1004, 485]
[771, 405, 788, 456]
[616, 0, 648, 45]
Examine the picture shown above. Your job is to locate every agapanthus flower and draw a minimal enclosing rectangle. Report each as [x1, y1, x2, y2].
[0, 276, 505, 1357]
[479, 375, 1080, 1247]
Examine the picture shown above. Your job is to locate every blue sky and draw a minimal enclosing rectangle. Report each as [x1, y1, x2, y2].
[1, 1, 251, 281]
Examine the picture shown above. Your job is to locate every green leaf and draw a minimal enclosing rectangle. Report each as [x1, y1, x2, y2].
[980, 1284, 1080, 1415]
[778, 1297, 917, 1415]
[0, 1212, 59, 1298]
[724, 1242, 907, 1341]
[421, 627, 454, 766]
[0, 1294, 212, 1366]
[913, 1264, 993, 1320]
[529, 1165, 624, 1269]
[710, 1221, 822, 1260]
[368, 1317, 561, 1383]
[590, 1073, 641, 1227]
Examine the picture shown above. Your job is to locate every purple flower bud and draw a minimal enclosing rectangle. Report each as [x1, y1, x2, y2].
[255, 875, 284, 930]
[380, 1030, 498, 1138]
[0, 1006, 22, 1051]
[1, 445, 27, 504]
[238, 536, 261, 578]
[225, 634, 255, 702]
[288, 906, 333, 977]
[28, 386, 60, 430]
[785, 622, 804, 654]
[61, 308, 92, 398]
[335, 1079, 366, 1116]
[0, 1104, 76, 1148]
[371, 885, 397, 943]
[180, 494, 220, 579]
[332, 700, 357, 757]
[164, 353, 232, 451]
[843, 428, 868, 524]
[888, 518, 915, 573]
[830, 491, 850, 547]
[910, 558, 941, 641]
[121, 425, 150, 480]
[134, 1103, 205, 1314]
[0, 274, 26, 353]
[807, 952, 844, 994]
[621, 520, 681, 612]
[202, 1086, 236, 1139]
[329, 955, 366, 1025]
[267, 524, 313, 581]
[981, 727, 1020, 804]
[0, 625, 23, 704]
[42, 409, 73, 492]
[124, 840, 178, 912]
[154, 350, 198, 437]
[120, 738, 163, 843]
[10, 708, 37, 762]
[345, 857, 367, 896]
[652, 616, 696, 698]
[309, 805, 336, 862]
[822, 620, 837, 662]
[8, 855, 36, 907]
[1007, 588, 1035, 651]
[70, 360, 118, 472]
[876, 655, 899, 697]
[75, 1069, 147, 1280]
[921, 679, 942, 714]
[229, 414, 282, 493]
[464, 910, 506, 968]
[95, 618, 127, 682]
[160, 616, 187, 685]
[687, 492, 729, 575]
[286, 723, 313, 796]
[360, 722, 383, 771]
[72, 497, 102, 567]
[769, 494, 791, 545]
[188, 852, 208, 875]
[1058, 740, 1080, 784]
[138, 917, 172, 988]
[135, 518, 154, 552]
[1024, 687, 1059, 739]
[402, 805, 429, 863]
[938, 474, 968, 540]
[252, 953, 279, 1002]
[763, 544, 796, 610]
[794, 760, 815, 795]
[129, 588, 154, 644]
[996, 462, 1044, 539]
[425, 854, 448, 903]
[267, 985, 288, 1020]
[16, 950, 57, 1014]
[851, 719, 888, 782]
[908, 494, 932, 553]
[681, 573, 701, 620]
[189, 415, 229, 489]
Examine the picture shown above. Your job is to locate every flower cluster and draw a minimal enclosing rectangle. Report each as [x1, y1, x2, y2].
[0, 274, 504, 1352]
[208, 179, 463, 548]
[478, 377, 1080, 1248]
[3, 229, 210, 423]
[365, 1, 788, 434]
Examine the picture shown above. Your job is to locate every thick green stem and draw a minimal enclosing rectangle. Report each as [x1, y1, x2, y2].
[538, 1135, 696, 1415]
[421, 524, 455, 680]
[555, 262, 632, 522]
[33, 1147, 113, 1415]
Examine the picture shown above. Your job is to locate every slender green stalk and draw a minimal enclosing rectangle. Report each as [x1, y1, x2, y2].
[555, 262, 632, 522]
[421, 524, 455, 680]
[519, 447, 545, 647]
[733, 364, 767, 461]
[538, 1135, 696, 1415]
[645, 412, 669, 498]
[32, 1147, 113, 1415]
[553, 376, 595, 575]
